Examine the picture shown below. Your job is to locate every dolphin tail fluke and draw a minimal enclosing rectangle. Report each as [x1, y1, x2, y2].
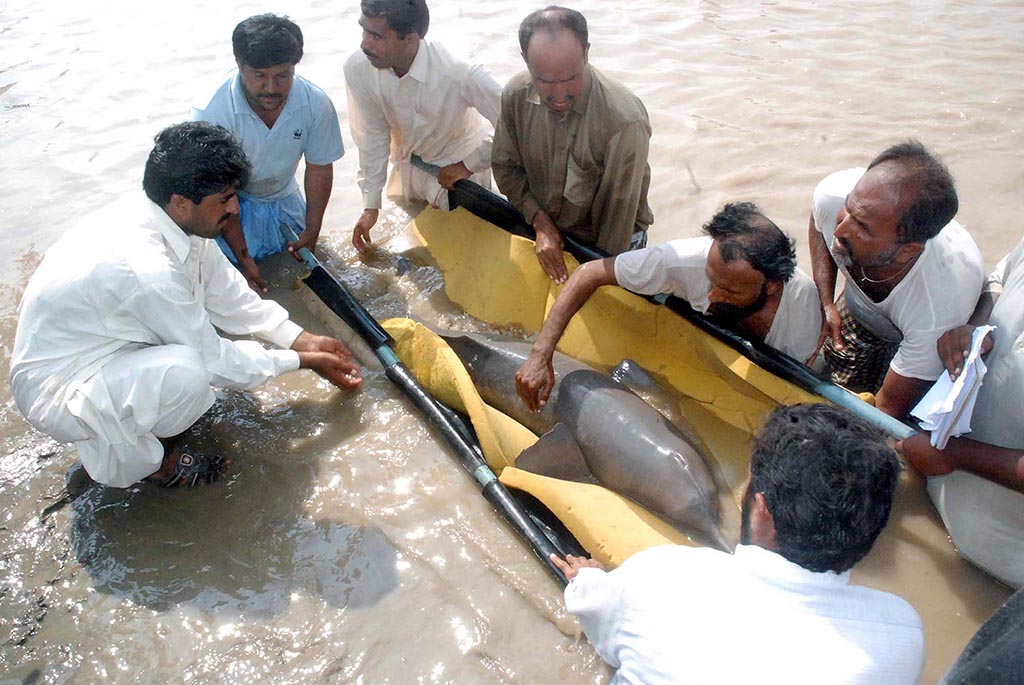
[516, 423, 599, 485]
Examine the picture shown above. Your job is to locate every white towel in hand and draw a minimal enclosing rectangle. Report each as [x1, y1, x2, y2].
[911, 325, 996, 449]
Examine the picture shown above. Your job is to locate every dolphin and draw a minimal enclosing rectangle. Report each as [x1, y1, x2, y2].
[439, 332, 730, 550]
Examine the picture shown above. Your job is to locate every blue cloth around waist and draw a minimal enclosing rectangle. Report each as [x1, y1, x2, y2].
[216, 191, 306, 263]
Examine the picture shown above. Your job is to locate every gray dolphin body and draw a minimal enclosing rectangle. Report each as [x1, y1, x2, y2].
[440, 332, 728, 549]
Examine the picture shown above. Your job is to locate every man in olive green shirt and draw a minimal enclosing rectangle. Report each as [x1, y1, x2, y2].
[492, 6, 653, 284]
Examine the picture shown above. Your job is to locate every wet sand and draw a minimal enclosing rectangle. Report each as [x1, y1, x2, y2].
[1, 1, 1021, 683]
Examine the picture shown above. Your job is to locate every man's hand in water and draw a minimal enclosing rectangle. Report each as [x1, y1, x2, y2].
[239, 256, 268, 294]
[352, 209, 380, 254]
[292, 332, 362, 389]
[550, 553, 605, 581]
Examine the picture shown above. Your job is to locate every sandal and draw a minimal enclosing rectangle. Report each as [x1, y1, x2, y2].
[154, 450, 227, 488]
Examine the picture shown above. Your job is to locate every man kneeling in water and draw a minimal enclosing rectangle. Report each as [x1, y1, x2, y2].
[10, 122, 362, 488]
[552, 403, 923, 685]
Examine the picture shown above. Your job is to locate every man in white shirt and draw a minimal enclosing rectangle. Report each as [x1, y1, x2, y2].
[9, 122, 361, 489]
[193, 14, 345, 292]
[345, 0, 502, 253]
[808, 141, 985, 419]
[897, 236, 1024, 588]
[515, 203, 822, 412]
[552, 403, 924, 685]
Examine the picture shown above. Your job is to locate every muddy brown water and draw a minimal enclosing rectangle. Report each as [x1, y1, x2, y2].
[1, 1, 1020, 683]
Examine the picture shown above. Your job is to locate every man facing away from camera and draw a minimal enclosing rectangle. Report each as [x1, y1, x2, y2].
[552, 403, 924, 685]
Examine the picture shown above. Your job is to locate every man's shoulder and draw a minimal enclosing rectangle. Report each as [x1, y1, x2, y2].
[191, 72, 238, 125]
[918, 220, 984, 280]
[422, 40, 475, 76]
[784, 267, 818, 298]
[843, 582, 924, 630]
[589, 67, 650, 128]
[813, 167, 866, 203]
[44, 200, 168, 285]
[289, 74, 334, 109]
[344, 49, 372, 78]
[662, 236, 713, 258]
[618, 542, 730, 579]
[502, 70, 534, 100]
[631, 236, 712, 269]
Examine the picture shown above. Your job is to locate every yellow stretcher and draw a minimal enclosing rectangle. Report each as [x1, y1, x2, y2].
[382, 206, 821, 568]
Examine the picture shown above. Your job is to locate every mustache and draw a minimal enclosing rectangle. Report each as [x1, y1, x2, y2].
[834, 237, 854, 267]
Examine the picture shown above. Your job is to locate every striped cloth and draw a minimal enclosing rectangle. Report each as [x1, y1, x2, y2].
[822, 295, 900, 394]
[629, 229, 648, 250]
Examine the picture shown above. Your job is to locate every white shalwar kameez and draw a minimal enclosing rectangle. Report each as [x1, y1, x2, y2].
[565, 544, 924, 685]
[10, 197, 303, 487]
[344, 40, 502, 210]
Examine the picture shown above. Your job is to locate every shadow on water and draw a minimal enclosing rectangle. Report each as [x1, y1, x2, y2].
[66, 389, 399, 617]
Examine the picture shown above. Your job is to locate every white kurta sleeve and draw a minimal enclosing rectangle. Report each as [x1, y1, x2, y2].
[199, 241, 303, 350]
[460, 63, 502, 174]
[123, 257, 299, 391]
[613, 239, 712, 304]
[564, 567, 628, 668]
[345, 56, 392, 211]
[985, 243, 1020, 295]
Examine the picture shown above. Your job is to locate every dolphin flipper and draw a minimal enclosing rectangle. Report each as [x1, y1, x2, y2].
[516, 423, 600, 485]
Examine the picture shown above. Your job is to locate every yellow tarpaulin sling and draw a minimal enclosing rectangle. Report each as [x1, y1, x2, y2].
[384, 207, 820, 569]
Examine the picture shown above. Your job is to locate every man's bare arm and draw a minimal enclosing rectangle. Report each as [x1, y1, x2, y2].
[937, 290, 999, 379]
[874, 369, 934, 420]
[289, 163, 333, 256]
[808, 213, 841, 350]
[898, 432, 1024, 494]
[220, 213, 267, 293]
[515, 258, 617, 411]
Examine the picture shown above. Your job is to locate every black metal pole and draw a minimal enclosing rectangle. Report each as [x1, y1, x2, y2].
[284, 228, 569, 584]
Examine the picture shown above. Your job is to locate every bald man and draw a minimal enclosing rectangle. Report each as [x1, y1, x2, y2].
[492, 6, 653, 284]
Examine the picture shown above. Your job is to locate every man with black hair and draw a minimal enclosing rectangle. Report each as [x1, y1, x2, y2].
[493, 6, 653, 284]
[193, 14, 344, 292]
[808, 140, 985, 418]
[515, 202, 821, 412]
[552, 403, 924, 685]
[10, 122, 361, 489]
[345, 0, 502, 253]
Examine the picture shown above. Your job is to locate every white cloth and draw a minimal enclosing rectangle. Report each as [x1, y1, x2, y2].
[927, 235, 1024, 589]
[812, 168, 986, 380]
[344, 40, 501, 209]
[911, 324, 995, 448]
[566, 544, 924, 685]
[614, 237, 823, 362]
[10, 197, 303, 486]
[191, 73, 344, 202]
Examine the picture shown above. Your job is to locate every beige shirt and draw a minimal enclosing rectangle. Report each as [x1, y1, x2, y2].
[492, 66, 654, 253]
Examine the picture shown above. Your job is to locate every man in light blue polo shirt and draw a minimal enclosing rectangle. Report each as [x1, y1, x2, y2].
[192, 14, 344, 292]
